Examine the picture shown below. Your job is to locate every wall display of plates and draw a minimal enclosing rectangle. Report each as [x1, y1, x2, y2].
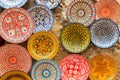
[0, 0, 27, 9]
[0, 44, 32, 76]
[95, 0, 120, 23]
[28, 31, 59, 60]
[0, 8, 35, 43]
[90, 18, 119, 48]
[60, 54, 90, 80]
[31, 59, 61, 80]
[61, 23, 90, 53]
[28, 5, 54, 33]
[88, 54, 118, 80]
[66, 0, 96, 26]
[1, 70, 32, 80]
[35, 0, 61, 9]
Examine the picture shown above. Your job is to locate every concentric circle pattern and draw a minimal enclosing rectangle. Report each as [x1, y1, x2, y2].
[0, 44, 32, 76]
[66, 0, 96, 26]
[88, 54, 118, 80]
[31, 59, 61, 80]
[61, 23, 90, 53]
[60, 54, 90, 80]
[0, 8, 35, 43]
[90, 18, 119, 48]
[35, 0, 61, 9]
[0, 0, 27, 8]
[1, 70, 32, 80]
[28, 31, 59, 60]
[28, 5, 54, 33]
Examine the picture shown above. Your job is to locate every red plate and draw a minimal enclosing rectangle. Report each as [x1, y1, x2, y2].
[60, 54, 90, 80]
[0, 8, 35, 43]
[0, 44, 32, 76]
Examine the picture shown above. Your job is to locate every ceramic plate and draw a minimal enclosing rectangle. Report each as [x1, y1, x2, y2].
[66, 0, 96, 26]
[61, 23, 90, 53]
[90, 18, 119, 48]
[0, 0, 27, 8]
[1, 70, 32, 80]
[27, 31, 59, 60]
[0, 8, 35, 43]
[60, 54, 90, 80]
[28, 5, 54, 33]
[0, 44, 32, 76]
[31, 59, 61, 80]
[88, 54, 118, 80]
[35, 0, 61, 9]
[95, 0, 120, 22]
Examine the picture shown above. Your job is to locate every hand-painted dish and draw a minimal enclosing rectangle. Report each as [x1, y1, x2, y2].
[28, 5, 54, 33]
[88, 54, 118, 80]
[90, 18, 119, 48]
[35, 0, 61, 9]
[0, 8, 35, 43]
[27, 31, 59, 60]
[0, 44, 32, 76]
[66, 0, 96, 26]
[60, 54, 90, 80]
[31, 59, 61, 80]
[61, 23, 90, 53]
[0, 0, 27, 9]
[95, 0, 120, 22]
[1, 70, 32, 80]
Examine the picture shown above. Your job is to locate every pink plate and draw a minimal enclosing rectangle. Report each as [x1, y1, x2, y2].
[0, 44, 32, 76]
[0, 8, 35, 43]
[60, 54, 90, 80]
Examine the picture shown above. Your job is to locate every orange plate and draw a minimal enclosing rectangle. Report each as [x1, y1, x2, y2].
[88, 54, 118, 80]
[27, 31, 59, 60]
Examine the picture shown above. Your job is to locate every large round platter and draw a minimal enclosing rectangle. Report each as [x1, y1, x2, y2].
[27, 31, 59, 60]
[35, 0, 61, 9]
[0, 0, 27, 9]
[95, 0, 120, 22]
[90, 18, 119, 48]
[61, 23, 90, 53]
[0, 8, 35, 43]
[60, 54, 90, 80]
[88, 54, 118, 80]
[28, 5, 54, 33]
[66, 0, 96, 26]
[0, 44, 32, 76]
[1, 70, 32, 80]
[31, 59, 61, 80]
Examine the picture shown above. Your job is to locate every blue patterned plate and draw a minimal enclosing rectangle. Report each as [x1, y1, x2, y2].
[90, 18, 119, 48]
[0, 0, 27, 9]
[28, 5, 54, 33]
[31, 59, 61, 80]
[35, 0, 61, 9]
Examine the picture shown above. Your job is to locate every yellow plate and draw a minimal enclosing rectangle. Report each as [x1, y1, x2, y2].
[28, 31, 59, 60]
[0, 70, 32, 80]
[88, 54, 118, 80]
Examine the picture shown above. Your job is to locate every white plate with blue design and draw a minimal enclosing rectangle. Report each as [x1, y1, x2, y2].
[28, 5, 54, 33]
[0, 0, 27, 9]
[35, 0, 61, 9]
